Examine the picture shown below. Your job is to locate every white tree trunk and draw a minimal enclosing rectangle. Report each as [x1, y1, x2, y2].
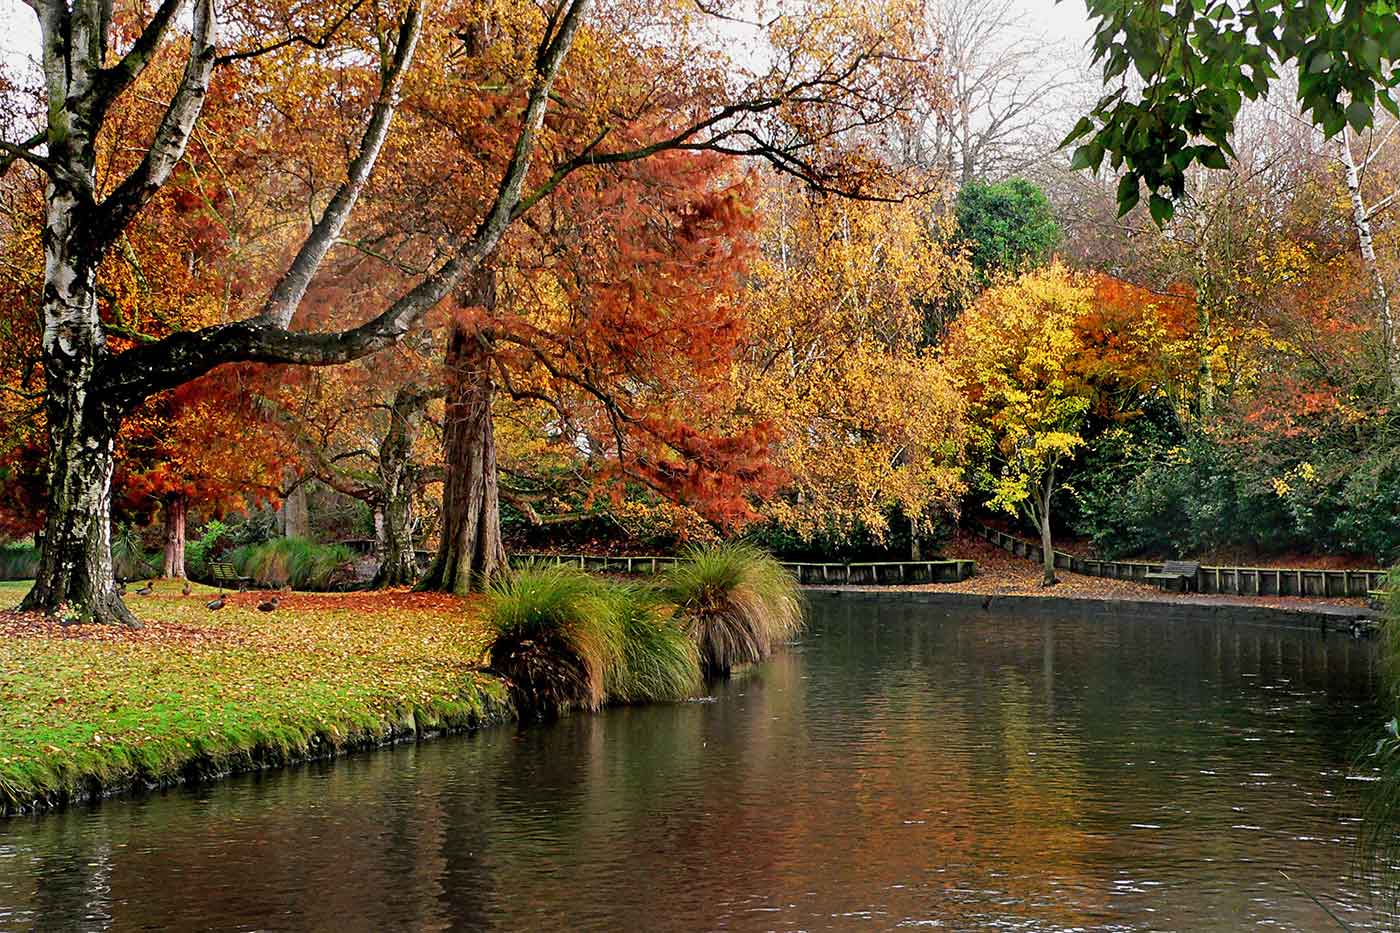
[1338, 134, 1400, 394]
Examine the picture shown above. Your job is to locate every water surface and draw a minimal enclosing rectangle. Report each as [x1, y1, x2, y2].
[0, 593, 1388, 930]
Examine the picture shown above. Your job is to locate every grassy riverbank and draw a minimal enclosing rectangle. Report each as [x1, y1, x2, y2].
[0, 581, 510, 814]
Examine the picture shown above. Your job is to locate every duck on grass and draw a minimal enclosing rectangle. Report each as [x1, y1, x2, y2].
[486, 544, 803, 717]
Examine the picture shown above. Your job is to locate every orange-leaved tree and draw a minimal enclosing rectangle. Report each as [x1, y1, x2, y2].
[2, 0, 939, 622]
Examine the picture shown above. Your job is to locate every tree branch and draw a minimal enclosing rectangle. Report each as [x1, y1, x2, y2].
[0, 133, 51, 179]
[84, 0, 216, 260]
[213, 0, 367, 66]
[100, 0, 593, 410]
[91, 0, 187, 122]
[255, 1, 423, 327]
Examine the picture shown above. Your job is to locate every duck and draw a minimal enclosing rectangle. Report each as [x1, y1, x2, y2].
[257, 595, 280, 613]
[181, 579, 192, 597]
[135, 580, 154, 596]
[206, 593, 226, 611]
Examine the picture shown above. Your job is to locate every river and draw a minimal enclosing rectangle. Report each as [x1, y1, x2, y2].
[0, 593, 1388, 930]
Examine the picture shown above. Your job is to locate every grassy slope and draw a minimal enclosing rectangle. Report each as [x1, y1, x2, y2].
[0, 580, 511, 813]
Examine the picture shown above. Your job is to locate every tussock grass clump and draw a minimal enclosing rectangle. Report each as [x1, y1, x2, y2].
[602, 584, 700, 704]
[660, 542, 803, 676]
[227, 537, 355, 590]
[485, 564, 625, 715]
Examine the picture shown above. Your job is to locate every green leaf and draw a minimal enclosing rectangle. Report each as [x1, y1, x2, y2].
[1359, 37, 1383, 72]
[1309, 50, 1334, 73]
[1059, 117, 1094, 148]
[1134, 43, 1162, 80]
[1116, 174, 1140, 216]
[1069, 142, 1104, 173]
[1148, 193, 1174, 225]
[1347, 99, 1374, 133]
[1198, 145, 1229, 170]
[1387, 29, 1400, 60]
[1322, 107, 1346, 137]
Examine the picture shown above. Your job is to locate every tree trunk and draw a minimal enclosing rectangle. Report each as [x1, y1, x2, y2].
[21, 376, 133, 625]
[1037, 465, 1057, 587]
[1192, 209, 1217, 421]
[20, 130, 136, 626]
[419, 271, 506, 594]
[1338, 134, 1400, 395]
[376, 492, 419, 587]
[162, 493, 188, 578]
[373, 388, 431, 587]
[280, 473, 310, 539]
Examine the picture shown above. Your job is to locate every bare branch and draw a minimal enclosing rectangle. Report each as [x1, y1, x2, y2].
[0, 133, 52, 179]
[213, 0, 367, 66]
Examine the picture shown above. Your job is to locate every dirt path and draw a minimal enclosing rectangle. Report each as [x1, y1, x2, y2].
[853, 531, 1377, 614]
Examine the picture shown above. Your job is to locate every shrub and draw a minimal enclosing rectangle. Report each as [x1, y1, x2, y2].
[184, 519, 228, 581]
[1072, 425, 1298, 559]
[112, 524, 160, 581]
[0, 543, 39, 581]
[602, 583, 700, 704]
[660, 542, 803, 676]
[484, 564, 624, 715]
[227, 538, 356, 591]
[227, 510, 280, 548]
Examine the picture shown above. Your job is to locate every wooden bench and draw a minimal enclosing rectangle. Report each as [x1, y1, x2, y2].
[209, 561, 252, 592]
[1145, 560, 1200, 593]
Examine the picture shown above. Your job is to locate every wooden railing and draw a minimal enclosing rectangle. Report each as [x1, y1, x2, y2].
[973, 525, 1388, 598]
[508, 553, 978, 586]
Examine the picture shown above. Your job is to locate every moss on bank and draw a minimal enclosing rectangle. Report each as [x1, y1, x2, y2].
[0, 581, 512, 814]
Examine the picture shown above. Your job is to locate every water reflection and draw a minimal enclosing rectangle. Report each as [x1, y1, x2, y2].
[0, 594, 1385, 930]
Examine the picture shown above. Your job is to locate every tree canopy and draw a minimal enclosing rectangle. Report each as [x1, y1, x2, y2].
[955, 177, 1062, 280]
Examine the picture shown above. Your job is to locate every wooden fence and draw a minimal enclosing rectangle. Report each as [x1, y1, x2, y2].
[508, 553, 978, 586]
[973, 525, 1388, 599]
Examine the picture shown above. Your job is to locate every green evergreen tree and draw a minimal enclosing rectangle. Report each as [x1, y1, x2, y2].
[955, 179, 1061, 283]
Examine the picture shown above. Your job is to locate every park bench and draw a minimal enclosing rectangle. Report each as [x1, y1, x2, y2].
[209, 561, 252, 592]
[1145, 560, 1200, 593]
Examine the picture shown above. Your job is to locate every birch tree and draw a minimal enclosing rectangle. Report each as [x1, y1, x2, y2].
[1335, 125, 1400, 394]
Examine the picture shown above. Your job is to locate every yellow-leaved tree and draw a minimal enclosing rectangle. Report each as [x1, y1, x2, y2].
[946, 264, 1096, 585]
[736, 177, 968, 552]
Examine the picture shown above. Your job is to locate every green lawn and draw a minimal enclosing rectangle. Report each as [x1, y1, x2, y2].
[0, 580, 510, 812]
